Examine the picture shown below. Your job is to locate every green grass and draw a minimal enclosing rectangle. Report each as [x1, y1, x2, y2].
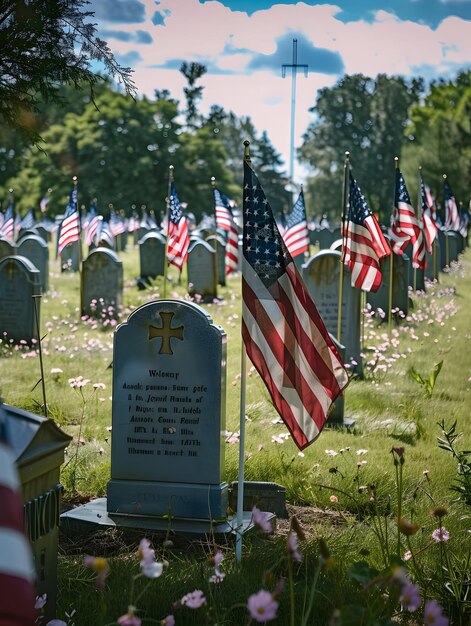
[2, 241, 470, 625]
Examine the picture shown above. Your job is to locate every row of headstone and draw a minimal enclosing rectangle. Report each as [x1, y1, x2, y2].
[0, 234, 49, 292]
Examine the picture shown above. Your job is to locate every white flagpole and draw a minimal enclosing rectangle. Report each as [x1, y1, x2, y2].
[235, 344, 247, 564]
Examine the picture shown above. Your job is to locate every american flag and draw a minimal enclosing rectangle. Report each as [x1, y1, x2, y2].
[0, 407, 37, 625]
[420, 175, 438, 253]
[342, 172, 391, 292]
[97, 220, 115, 248]
[388, 169, 425, 269]
[444, 178, 460, 232]
[213, 187, 239, 274]
[242, 158, 349, 451]
[85, 204, 102, 247]
[167, 181, 189, 270]
[282, 189, 310, 258]
[57, 187, 80, 255]
[109, 209, 126, 236]
[19, 208, 36, 230]
[459, 205, 469, 239]
[0, 203, 14, 240]
[214, 188, 233, 231]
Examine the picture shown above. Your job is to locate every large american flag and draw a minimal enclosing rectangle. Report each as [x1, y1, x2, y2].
[282, 189, 310, 258]
[343, 172, 390, 292]
[57, 187, 80, 255]
[388, 169, 425, 269]
[420, 175, 438, 253]
[242, 159, 349, 451]
[0, 203, 14, 240]
[213, 187, 239, 274]
[444, 178, 460, 232]
[167, 181, 189, 270]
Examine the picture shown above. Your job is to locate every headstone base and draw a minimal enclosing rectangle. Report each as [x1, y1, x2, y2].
[107, 479, 228, 519]
[60, 498, 275, 537]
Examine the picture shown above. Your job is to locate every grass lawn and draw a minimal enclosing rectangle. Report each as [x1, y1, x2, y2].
[1, 239, 470, 625]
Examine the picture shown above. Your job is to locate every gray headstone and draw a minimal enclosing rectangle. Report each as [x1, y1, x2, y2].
[60, 241, 80, 272]
[367, 252, 410, 319]
[206, 234, 226, 287]
[17, 234, 49, 292]
[404, 243, 425, 292]
[425, 239, 440, 281]
[107, 299, 228, 521]
[302, 250, 363, 376]
[81, 247, 123, 317]
[187, 240, 218, 299]
[139, 231, 166, 280]
[138, 226, 151, 241]
[438, 230, 458, 268]
[330, 239, 343, 252]
[0, 256, 41, 344]
[0, 238, 16, 261]
[35, 225, 51, 242]
[17, 228, 40, 243]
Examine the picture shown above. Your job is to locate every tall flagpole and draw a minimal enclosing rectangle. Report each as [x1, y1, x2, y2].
[163, 165, 173, 298]
[337, 151, 349, 344]
[388, 158, 399, 338]
[443, 174, 449, 267]
[236, 140, 251, 564]
[74, 175, 82, 274]
[210, 176, 220, 287]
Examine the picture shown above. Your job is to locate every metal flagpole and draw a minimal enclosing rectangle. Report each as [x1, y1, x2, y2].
[282, 39, 308, 191]
[32, 294, 48, 418]
[388, 158, 399, 338]
[337, 152, 350, 344]
[210, 176, 220, 287]
[236, 141, 251, 564]
[163, 165, 173, 298]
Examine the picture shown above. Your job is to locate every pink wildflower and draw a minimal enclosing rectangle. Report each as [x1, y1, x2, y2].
[181, 590, 206, 609]
[432, 527, 450, 543]
[287, 532, 302, 562]
[247, 590, 279, 623]
[400, 583, 421, 612]
[35, 594, 47, 609]
[84, 555, 109, 590]
[252, 505, 272, 533]
[117, 607, 141, 626]
[423, 600, 449, 626]
[329, 495, 338, 503]
[161, 616, 175, 626]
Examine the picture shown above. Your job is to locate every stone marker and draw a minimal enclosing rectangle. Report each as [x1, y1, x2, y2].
[0, 256, 41, 343]
[187, 240, 218, 299]
[35, 225, 51, 242]
[438, 230, 459, 269]
[302, 250, 363, 376]
[60, 240, 80, 272]
[367, 252, 410, 319]
[107, 299, 228, 521]
[81, 248, 123, 317]
[330, 239, 343, 252]
[17, 234, 49, 292]
[425, 239, 440, 282]
[206, 234, 226, 286]
[139, 231, 166, 281]
[0, 237, 16, 261]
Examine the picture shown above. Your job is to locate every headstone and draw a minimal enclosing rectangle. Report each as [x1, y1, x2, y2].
[81, 248, 123, 317]
[438, 230, 458, 269]
[425, 239, 440, 282]
[330, 239, 343, 252]
[187, 240, 218, 299]
[315, 227, 332, 249]
[302, 250, 363, 376]
[404, 243, 425, 292]
[60, 241, 80, 272]
[139, 231, 166, 281]
[206, 234, 226, 287]
[35, 225, 51, 242]
[107, 299, 228, 521]
[0, 238, 16, 261]
[138, 225, 151, 241]
[17, 228, 40, 243]
[0, 256, 41, 344]
[367, 252, 410, 319]
[17, 234, 49, 293]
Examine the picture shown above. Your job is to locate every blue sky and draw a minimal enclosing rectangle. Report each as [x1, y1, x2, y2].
[90, 0, 471, 181]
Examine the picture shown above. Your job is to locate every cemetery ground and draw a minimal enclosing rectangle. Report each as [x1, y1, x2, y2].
[1, 242, 470, 626]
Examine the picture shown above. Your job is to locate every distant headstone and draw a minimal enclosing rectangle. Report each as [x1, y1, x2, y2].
[60, 241, 80, 272]
[404, 243, 425, 292]
[315, 227, 332, 249]
[206, 234, 226, 287]
[0, 256, 41, 344]
[139, 231, 166, 281]
[17, 234, 49, 292]
[425, 239, 440, 282]
[81, 247, 123, 317]
[367, 252, 410, 318]
[438, 230, 458, 268]
[302, 250, 363, 376]
[107, 299, 228, 521]
[35, 225, 51, 242]
[199, 227, 215, 240]
[330, 239, 343, 252]
[0, 238, 16, 261]
[187, 240, 218, 299]
[138, 225, 151, 241]
[17, 228, 39, 243]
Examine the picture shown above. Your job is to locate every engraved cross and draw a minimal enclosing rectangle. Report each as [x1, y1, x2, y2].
[148, 311, 184, 355]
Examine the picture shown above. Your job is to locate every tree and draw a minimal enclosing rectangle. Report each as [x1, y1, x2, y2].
[0, 0, 134, 141]
[180, 62, 207, 129]
[299, 74, 422, 223]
